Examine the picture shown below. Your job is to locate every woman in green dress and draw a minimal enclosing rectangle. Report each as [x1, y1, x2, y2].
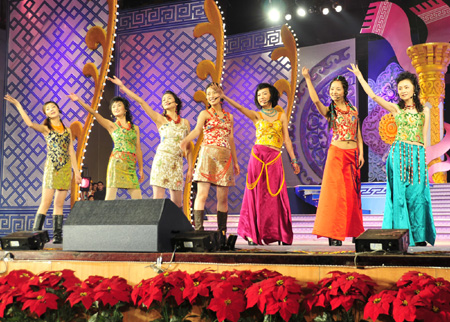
[68, 93, 144, 200]
[4, 95, 81, 243]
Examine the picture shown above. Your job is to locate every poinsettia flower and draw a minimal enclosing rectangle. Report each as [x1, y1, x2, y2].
[208, 284, 246, 322]
[397, 271, 433, 288]
[183, 273, 211, 304]
[93, 276, 131, 307]
[364, 290, 397, 322]
[245, 279, 275, 313]
[0, 284, 24, 317]
[392, 289, 419, 322]
[265, 292, 301, 321]
[0, 270, 34, 286]
[66, 285, 95, 310]
[164, 271, 188, 305]
[22, 289, 59, 317]
[416, 300, 450, 322]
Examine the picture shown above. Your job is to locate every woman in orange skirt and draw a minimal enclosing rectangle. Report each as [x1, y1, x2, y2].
[302, 67, 365, 246]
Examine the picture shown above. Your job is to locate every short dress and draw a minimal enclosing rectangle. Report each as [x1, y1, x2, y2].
[107, 123, 140, 189]
[193, 108, 235, 187]
[150, 119, 189, 191]
[43, 129, 72, 190]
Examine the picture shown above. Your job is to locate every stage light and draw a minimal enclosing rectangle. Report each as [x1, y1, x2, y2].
[334, 4, 342, 12]
[268, 8, 281, 22]
[285, 13, 292, 21]
[322, 7, 329, 15]
[296, 7, 306, 17]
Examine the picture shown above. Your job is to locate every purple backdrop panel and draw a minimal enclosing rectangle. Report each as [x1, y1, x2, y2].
[363, 39, 403, 182]
[1, 0, 109, 234]
[291, 39, 356, 185]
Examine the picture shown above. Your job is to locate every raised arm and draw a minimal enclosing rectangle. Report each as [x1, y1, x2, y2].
[108, 76, 165, 127]
[4, 95, 49, 134]
[301, 67, 329, 117]
[180, 110, 208, 151]
[280, 112, 300, 174]
[212, 84, 259, 122]
[348, 64, 398, 114]
[67, 93, 116, 133]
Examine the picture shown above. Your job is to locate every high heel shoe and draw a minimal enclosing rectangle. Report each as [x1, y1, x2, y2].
[415, 241, 427, 247]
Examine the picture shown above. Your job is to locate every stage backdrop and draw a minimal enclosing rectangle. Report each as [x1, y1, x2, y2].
[0, 0, 109, 234]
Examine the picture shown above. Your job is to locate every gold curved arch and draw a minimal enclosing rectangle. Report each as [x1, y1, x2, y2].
[70, 0, 118, 206]
[183, 0, 225, 218]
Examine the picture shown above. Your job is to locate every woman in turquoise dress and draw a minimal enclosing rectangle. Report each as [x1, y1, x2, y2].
[4, 95, 81, 243]
[348, 65, 436, 246]
[107, 76, 193, 209]
[68, 92, 144, 200]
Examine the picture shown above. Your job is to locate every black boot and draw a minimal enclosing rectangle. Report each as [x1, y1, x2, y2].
[192, 210, 204, 231]
[217, 211, 228, 249]
[32, 214, 46, 231]
[53, 215, 64, 244]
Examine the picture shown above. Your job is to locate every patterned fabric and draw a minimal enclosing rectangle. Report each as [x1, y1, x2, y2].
[238, 145, 293, 245]
[43, 129, 72, 190]
[312, 145, 364, 241]
[193, 145, 235, 186]
[150, 119, 189, 191]
[383, 141, 436, 246]
[107, 123, 139, 189]
[331, 102, 359, 142]
[394, 109, 425, 144]
[254, 112, 283, 149]
[202, 109, 232, 148]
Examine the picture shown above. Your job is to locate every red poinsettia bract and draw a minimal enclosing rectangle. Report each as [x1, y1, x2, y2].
[22, 289, 59, 317]
[208, 283, 246, 322]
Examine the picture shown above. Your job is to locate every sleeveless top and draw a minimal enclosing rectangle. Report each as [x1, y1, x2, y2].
[46, 128, 70, 171]
[202, 108, 232, 149]
[111, 123, 137, 154]
[394, 109, 425, 144]
[331, 102, 358, 142]
[255, 112, 283, 149]
[157, 119, 189, 155]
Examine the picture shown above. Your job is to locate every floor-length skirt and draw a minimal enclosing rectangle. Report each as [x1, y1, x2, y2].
[312, 145, 364, 241]
[382, 141, 436, 246]
[237, 145, 293, 245]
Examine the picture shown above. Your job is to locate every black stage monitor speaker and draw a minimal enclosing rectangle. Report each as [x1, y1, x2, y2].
[63, 199, 194, 252]
[355, 229, 409, 253]
[171, 230, 221, 252]
[1, 230, 49, 250]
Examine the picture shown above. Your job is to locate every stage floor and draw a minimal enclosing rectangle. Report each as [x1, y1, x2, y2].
[3, 238, 450, 269]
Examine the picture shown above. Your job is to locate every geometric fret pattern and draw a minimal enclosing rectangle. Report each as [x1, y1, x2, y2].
[1, 0, 108, 234]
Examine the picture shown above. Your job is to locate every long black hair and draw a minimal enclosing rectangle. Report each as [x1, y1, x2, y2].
[327, 76, 355, 129]
[254, 83, 280, 109]
[109, 96, 134, 128]
[396, 71, 423, 113]
[162, 91, 182, 116]
[42, 101, 65, 131]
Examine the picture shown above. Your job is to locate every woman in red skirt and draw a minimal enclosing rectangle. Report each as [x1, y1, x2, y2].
[302, 67, 365, 246]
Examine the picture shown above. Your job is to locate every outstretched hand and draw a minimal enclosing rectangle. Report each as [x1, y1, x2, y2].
[347, 64, 362, 78]
[211, 83, 225, 98]
[67, 93, 79, 102]
[301, 66, 311, 79]
[107, 76, 124, 87]
[4, 95, 20, 107]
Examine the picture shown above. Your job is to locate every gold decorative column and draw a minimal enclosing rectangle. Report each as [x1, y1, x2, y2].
[407, 42, 450, 183]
